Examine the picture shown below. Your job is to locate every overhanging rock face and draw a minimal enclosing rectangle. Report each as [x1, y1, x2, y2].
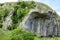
[21, 9, 60, 37]
[20, 2, 60, 37]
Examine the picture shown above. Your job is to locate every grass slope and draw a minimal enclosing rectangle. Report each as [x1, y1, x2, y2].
[1, 28, 60, 40]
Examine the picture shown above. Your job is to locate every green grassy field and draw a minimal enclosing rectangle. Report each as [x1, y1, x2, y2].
[0, 28, 60, 40]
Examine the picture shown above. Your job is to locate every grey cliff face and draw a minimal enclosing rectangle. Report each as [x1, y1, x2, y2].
[2, 8, 16, 30]
[21, 9, 60, 37]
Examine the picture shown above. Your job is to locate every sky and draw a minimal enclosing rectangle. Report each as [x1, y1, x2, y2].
[0, 0, 60, 16]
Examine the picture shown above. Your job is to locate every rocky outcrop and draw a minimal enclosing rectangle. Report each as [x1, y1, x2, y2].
[2, 8, 16, 30]
[21, 4, 60, 37]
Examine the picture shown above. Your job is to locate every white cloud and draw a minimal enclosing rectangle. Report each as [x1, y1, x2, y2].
[0, 0, 18, 3]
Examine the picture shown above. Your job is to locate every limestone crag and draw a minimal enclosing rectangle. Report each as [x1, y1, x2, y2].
[21, 5, 60, 37]
[2, 8, 16, 30]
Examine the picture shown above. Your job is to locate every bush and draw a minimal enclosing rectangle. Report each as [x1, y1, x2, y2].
[10, 27, 35, 40]
[7, 24, 18, 30]
[0, 9, 9, 18]
[10, 1, 36, 30]
[0, 20, 3, 28]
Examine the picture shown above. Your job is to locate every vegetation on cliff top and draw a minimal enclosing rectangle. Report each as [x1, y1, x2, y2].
[0, 1, 58, 29]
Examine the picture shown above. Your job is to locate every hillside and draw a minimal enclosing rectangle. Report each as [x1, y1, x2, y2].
[0, 1, 58, 30]
[0, 1, 60, 40]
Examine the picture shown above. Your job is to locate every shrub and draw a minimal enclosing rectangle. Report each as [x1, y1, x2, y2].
[7, 24, 18, 30]
[10, 1, 36, 30]
[10, 27, 35, 40]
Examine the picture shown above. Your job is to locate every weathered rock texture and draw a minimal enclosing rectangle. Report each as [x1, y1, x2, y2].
[21, 3, 60, 37]
[2, 8, 16, 30]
